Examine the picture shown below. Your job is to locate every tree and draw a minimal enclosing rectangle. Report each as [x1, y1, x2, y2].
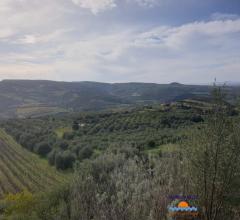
[48, 149, 57, 166]
[148, 140, 156, 148]
[183, 87, 240, 220]
[56, 140, 69, 150]
[63, 132, 74, 140]
[55, 151, 76, 170]
[19, 133, 36, 151]
[34, 142, 51, 157]
[71, 147, 182, 220]
[72, 121, 79, 131]
[78, 146, 93, 161]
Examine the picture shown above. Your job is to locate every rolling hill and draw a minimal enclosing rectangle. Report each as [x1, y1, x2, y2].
[0, 129, 64, 198]
[0, 80, 214, 118]
[0, 80, 239, 119]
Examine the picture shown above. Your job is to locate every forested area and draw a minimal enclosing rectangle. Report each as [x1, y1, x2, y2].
[0, 89, 239, 219]
[2, 102, 207, 170]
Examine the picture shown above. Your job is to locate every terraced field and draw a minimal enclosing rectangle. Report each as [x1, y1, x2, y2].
[0, 129, 65, 198]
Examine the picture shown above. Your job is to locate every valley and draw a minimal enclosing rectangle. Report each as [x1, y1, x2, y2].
[0, 80, 220, 118]
[0, 82, 239, 219]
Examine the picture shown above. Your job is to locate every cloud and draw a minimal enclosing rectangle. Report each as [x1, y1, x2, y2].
[0, 0, 239, 83]
[134, 18, 240, 50]
[0, 28, 15, 39]
[131, 0, 160, 7]
[1, 16, 240, 83]
[51, 17, 240, 83]
[71, 0, 161, 14]
[0, 63, 56, 80]
[71, 0, 117, 14]
[15, 29, 72, 45]
[0, 0, 69, 42]
[211, 12, 239, 21]
[18, 35, 37, 44]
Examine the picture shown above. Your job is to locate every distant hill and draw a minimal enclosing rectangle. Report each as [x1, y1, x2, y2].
[0, 80, 238, 118]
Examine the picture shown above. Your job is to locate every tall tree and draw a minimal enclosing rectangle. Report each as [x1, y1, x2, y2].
[184, 87, 240, 220]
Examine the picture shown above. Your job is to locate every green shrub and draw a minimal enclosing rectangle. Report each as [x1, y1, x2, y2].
[63, 132, 74, 140]
[78, 146, 93, 161]
[34, 142, 51, 157]
[55, 151, 76, 170]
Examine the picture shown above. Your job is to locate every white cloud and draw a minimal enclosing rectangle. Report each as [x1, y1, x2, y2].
[50, 17, 240, 83]
[15, 29, 72, 45]
[132, 0, 160, 7]
[71, 0, 161, 14]
[211, 12, 239, 21]
[19, 35, 37, 44]
[1, 16, 240, 83]
[0, 0, 239, 83]
[134, 19, 240, 49]
[0, 63, 56, 80]
[71, 0, 116, 14]
[0, 0, 69, 42]
[0, 28, 15, 39]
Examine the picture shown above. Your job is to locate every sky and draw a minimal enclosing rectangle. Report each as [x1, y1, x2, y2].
[0, 0, 240, 84]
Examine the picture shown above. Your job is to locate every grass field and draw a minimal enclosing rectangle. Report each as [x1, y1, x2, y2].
[0, 129, 65, 198]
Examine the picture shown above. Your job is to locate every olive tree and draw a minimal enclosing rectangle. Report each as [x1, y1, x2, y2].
[183, 88, 240, 220]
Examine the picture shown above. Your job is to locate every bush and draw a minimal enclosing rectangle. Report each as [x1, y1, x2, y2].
[191, 115, 204, 123]
[19, 133, 36, 151]
[3, 191, 35, 217]
[148, 140, 156, 148]
[47, 149, 57, 166]
[57, 140, 69, 150]
[71, 149, 180, 220]
[55, 151, 76, 170]
[72, 121, 79, 131]
[33, 184, 71, 220]
[78, 146, 93, 161]
[34, 142, 51, 157]
[63, 132, 74, 140]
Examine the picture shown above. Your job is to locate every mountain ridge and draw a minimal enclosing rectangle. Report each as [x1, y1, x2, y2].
[0, 80, 238, 119]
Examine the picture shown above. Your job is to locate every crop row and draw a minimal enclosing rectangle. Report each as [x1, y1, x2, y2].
[0, 129, 65, 198]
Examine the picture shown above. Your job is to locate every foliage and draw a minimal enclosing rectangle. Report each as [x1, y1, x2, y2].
[78, 146, 93, 161]
[34, 142, 51, 157]
[72, 121, 79, 131]
[1, 147, 183, 220]
[0, 90, 239, 219]
[0, 129, 65, 199]
[1, 102, 208, 170]
[3, 191, 35, 217]
[183, 88, 240, 220]
[55, 151, 76, 170]
[0, 80, 219, 118]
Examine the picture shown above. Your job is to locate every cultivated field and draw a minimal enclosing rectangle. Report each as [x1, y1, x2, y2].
[16, 105, 68, 118]
[0, 129, 65, 198]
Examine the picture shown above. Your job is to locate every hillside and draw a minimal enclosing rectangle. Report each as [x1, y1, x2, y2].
[0, 80, 219, 118]
[1, 100, 213, 170]
[1, 96, 239, 219]
[0, 129, 65, 198]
